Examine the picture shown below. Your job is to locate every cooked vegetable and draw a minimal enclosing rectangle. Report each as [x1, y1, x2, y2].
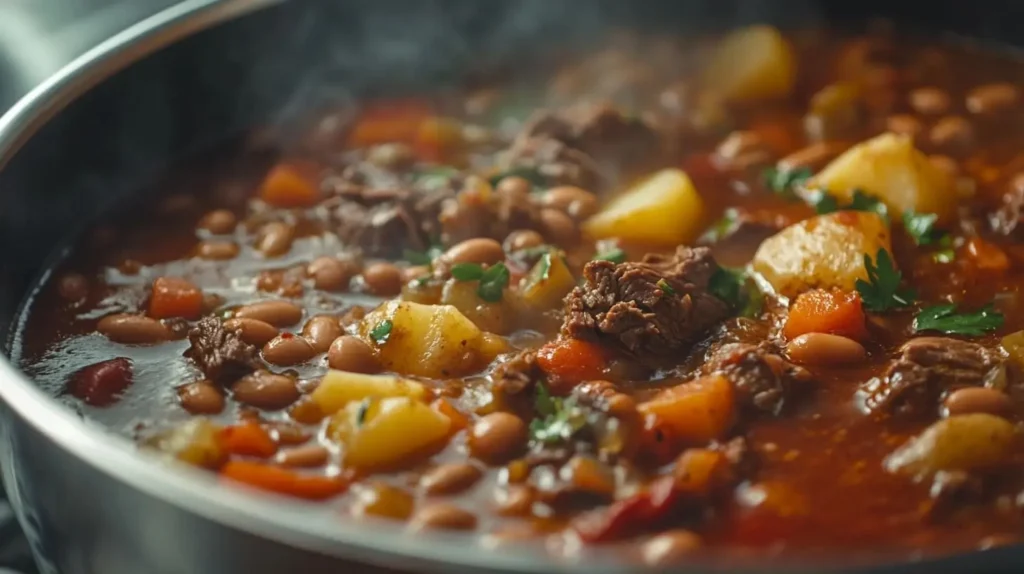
[762, 166, 811, 200]
[700, 209, 740, 243]
[846, 189, 890, 223]
[440, 278, 509, 333]
[1001, 330, 1024, 368]
[218, 421, 278, 458]
[964, 237, 1010, 273]
[529, 382, 588, 445]
[584, 169, 705, 246]
[259, 163, 320, 208]
[885, 414, 1017, 478]
[902, 211, 942, 246]
[702, 25, 797, 101]
[146, 418, 226, 470]
[347, 98, 432, 148]
[536, 338, 608, 384]
[709, 267, 764, 318]
[221, 461, 348, 500]
[311, 370, 427, 415]
[369, 320, 393, 344]
[752, 211, 893, 299]
[520, 251, 577, 310]
[809, 133, 955, 223]
[638, 375, 736, 446]
[360, 300, 497, 378]
[855, 248, 916, 313]
[913, 303, 1004, 336]
[149, 277, 203, 320]
[592, 248, 626, 264]
[673, 448, 732, 496]
[329, 396, 452, 470]
[784, 289, 868, 341]
[450, 262, 510, 303]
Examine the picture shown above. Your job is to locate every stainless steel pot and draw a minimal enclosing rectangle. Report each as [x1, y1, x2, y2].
[0, 1, 1022, 573]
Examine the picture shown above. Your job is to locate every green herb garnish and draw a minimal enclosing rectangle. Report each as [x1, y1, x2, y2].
[355, 398, 371, 426]
[656, 278, 676, 295]
[762, 166, 812, 200]
[709, 266, 765, 318]
[811, 190, 841, 215]
[913, 303, 1004, 336]
[525, 252, 553, 291]
[529, 382, 588, 445]
[593, 247, 626, 264]
[415, 166, 459, 189]
[450, 262, 485, 281]
[902, 211, 942, 246]
[700, 209, 740, 243]
[848, 189, 889, 223]
[370, 319, 393, 344]
[477, 262, 510, 302]
[403, 245, 444, 266]
[855, 248, 916, 312]
[487, 167, 546, 189]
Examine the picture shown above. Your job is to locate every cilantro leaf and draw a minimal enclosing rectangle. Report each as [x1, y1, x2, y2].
[811, 190, 840, 215]
[848, 189, 890, 223]
[700, 209, 740, 243]
[450, 262, 485, 281]
[762, 166, 812, 200]
[477, 262, 510, 302]
[902, 210, 943, 246]
[593, 247, 626, 264]
[913, 303, 1004, 336]
[709, 266, 764, 318]
[529, 382, 587, 445]
[855, 248, 916, 312]
[370, 320, 393, 344]
[656, 278, 676, 295]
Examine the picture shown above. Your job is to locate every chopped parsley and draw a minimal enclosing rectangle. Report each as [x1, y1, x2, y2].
[592, 247, 626, 264]
[709, 266, 765, 318]
[656, 278, 676, 295]
[402, 245, 444, 266]
[855, 248, 916, 312]
[913, 303, 1004, 336]
[762, 166, 812, 200]
[450, 262, 485, 282]
[810, 190, 840, 215]
[529, 382, 588, 445]
[477, 262, 510, 302]
[700, 209, 740, 243]
[933, 239, 956, 264]
[902, 211, 941, 246]
[848, 189, 890, 223]
[415, 166, 459, 189]
[370, 319, 393, 344]
[525, 252, 553, 291]
[487, 167, 546, 189]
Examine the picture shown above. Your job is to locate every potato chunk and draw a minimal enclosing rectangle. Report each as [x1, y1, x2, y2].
[311, 370, 427, 416]
[519, 251, 576, 310]
[752, 211, 892, 299]
[330, 397, 451, 470]
[584, 169, 704, 245]
[885, 414, 1017, 479]
[702, 25, 797, 101]
[810, 133, 956, 223]
[360, 300, 496, 378]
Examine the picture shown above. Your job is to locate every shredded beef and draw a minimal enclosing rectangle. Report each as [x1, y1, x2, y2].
[492, 349, 541, 396]
[502, 102, 663, 190]
[704, 342, 812, 415]
[183, 316, 260, 383]
[860, 337, 1005, 415]
[562, 246, 731, 361]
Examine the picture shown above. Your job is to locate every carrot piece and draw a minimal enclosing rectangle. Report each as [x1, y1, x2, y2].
[782, 288, 868, 341]
[414, 116, 462, 162]
[638, 375, 736, 447]
[431, 397, 469, 432]
[964, 237, 1010, 273]
[673, 448, 731, 496]
[346, 98, 433, 148]
[259, 163, 320, 208]
[535, 338, 608, 386]
[221, 460, 348, 500]
[149, 277, 203, 320]
[218, 421, 278, 458]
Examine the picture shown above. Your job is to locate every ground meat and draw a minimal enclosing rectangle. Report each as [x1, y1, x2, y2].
[562, 246, 731, 361]
[183, 316, 261, 383]
[704, 343, 813, 415]
[859, 337, 1005, 415]
[501, 102, 664, 190]
[492, 350, 541, 397]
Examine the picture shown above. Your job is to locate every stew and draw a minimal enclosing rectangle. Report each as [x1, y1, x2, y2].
[14, 24, 1024, 566]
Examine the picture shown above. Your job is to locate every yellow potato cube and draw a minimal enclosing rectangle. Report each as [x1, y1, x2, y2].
[311, 370, 427, 416]
[584, 169, 704, 246]
[330, 397, 451, 470]
[702, 25, 797, 101]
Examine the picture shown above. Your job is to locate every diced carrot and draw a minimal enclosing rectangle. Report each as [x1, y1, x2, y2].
[221, 460, 348, 500]
[673, 448, 731, 496]
[431, 397, 469, 432]
[783, 288, 868, 341]
[638, 375, 736, 447]
[414, 116, 463, 162]
[259, 163, 320, 208]
[536, 338, 608, 387]
[637, 417, 679, 465]
[149, 277, 203, 320]
[964, 237, 1010, 273]
[346, 98, 433, 148]
[218, 421, 278, 458]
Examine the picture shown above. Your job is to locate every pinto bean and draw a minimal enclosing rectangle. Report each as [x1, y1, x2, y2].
[469, 412, 528, 464]
[197, 240, 240, 260]
[262, 334, 317, 366]
[256, 222, 295, 257]
[362, 262, 403, 296]
[409, 503, 477, 531]
[420, 463, 483, 495]
[494, 484, 536, 516]
[539, 208, 579, 246]
[327, 335, 380, 373]
[943, 387, 1013, 417]
[495, 175, 532, 197]
[886, 114, 923, 138]
[641, 530, 703, 566]
[908, 87, 951, 116]
[786, 333, 866, 365]
[778, 141, 848, 172]
[97, 314, 172, 345]
[443, 238, 505, 266]
[232, 370, 300, 410]
[177, 381, 225, 414]
[301, 315, 343, 353]
[222, 317, 278, 346]
[503, 229, 545, 253]
[967, 83, 1020, 114]
[232, 300, 302, 327]
[307, 256, 354, 292]
[542, 186, 599, 220]
[275, 443, 330, 468]
[929, 116, 974, 151]
[197, 209, 237, 234]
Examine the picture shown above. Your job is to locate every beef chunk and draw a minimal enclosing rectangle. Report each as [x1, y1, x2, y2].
[184, 316, 260, 383]
[704, 342, 812, 415]
[502, 102, 664, 190]
[492, 349, 541, 397]
[562, 246, 731, 361]
[860, 337, 1004, 415]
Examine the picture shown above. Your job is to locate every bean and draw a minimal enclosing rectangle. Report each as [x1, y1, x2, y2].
[929, 155, 961, 177]
[301, 315, 343, 353]
[233, 300, 302, 327]
[367, 143, 415, 169]
[57, 273, 89, 302]
[266, 421, 311, 445]
[197, 209, 237, 234]
[362, 262, 403, 296]
[943, 387, 1013, 417]
[307, 256, 354, 292]
[197, 240, 240, 260]
[232, 370, 300, 410]
[786, 333, 866, 365]
[275, 443, 330, 468]
[354, 482, 415, 520]
[327, 335, 381, 373]
[929, 116, 974, 151]
[67, 357, 133, 407]
[908, 87, 951, 116]
[542, 186, 598, 220]
[97, 314, 172, 345]
[641, 530, 703, 566]
[967, 83, 1020, 114]
[469, 412, 528, 464]
[539, 208, 579, 246]
[403, 265, 431, 283]
[561, 455, 615, 498]
[443, 238, 505, 266]
[503, 229, 544, 253]
[408, 503, 477, 531]
[885, 114, 923, 138]
[778, 141, 848, 172]
[256, 222, 295, 257]
[177, 381, 225, 414]
[288, 395, 326, 425]
[420, 463, 483, 495]
[263, 334, 317, 366]
[494, 484, 536, 516]
[223, 317, 278, 346]
[495, 175, 532, 197]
